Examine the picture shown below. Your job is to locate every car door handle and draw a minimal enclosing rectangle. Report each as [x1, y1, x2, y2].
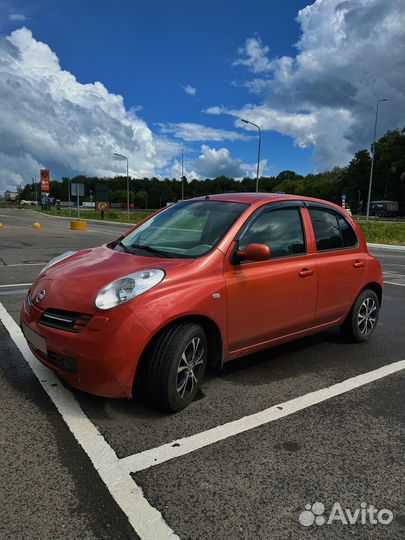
[353, 261, 365, 268]
[299, 268, 313, 277]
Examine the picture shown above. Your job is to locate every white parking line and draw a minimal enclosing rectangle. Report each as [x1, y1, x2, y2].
[0, 302, 178, 540]
[119, 359, 405, 474]
[384, 281, 405, 287]
[0, 283, 32, 288]
[5, 263, 45, 267]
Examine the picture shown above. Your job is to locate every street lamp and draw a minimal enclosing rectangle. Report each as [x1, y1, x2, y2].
[181, 144, 184, 201]
[113, 153, 130, 222]
[54, 168, 72, 215]
[241, 118, 262, 192]
[366, 98, 389, 221]
[31, 176, 38, 204]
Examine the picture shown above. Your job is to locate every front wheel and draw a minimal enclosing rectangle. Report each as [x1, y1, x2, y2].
[340, 288, 380, 343]
[146, 323, 207, 412]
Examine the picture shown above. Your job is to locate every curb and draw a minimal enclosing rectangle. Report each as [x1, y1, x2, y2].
[367, 243, 405, 252]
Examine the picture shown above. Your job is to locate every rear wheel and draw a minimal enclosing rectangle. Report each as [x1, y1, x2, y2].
[146, 322, 207, 412]
[340, 288, 380, 342]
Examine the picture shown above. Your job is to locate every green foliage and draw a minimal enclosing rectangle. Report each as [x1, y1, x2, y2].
[357, 221, 405, 246]
[16, 130, 405, 214]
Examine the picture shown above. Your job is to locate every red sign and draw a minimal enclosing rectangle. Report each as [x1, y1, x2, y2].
[40, 169, 50, 192]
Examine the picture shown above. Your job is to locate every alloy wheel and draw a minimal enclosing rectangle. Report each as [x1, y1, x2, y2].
[176, 337, 205, 398]
[357, 297, 377, 336]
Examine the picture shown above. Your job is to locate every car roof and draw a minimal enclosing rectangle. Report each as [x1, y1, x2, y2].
[191, 192, 336, 206]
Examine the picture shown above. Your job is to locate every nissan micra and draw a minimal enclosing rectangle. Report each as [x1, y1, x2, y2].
[21, 193, 383, 411]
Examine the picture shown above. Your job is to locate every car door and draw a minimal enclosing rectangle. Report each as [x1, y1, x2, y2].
[307, 204, 367, 325]
[224, 202, 318, 352]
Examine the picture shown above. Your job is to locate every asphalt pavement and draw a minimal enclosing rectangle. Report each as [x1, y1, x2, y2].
[0, 207, 404, 540]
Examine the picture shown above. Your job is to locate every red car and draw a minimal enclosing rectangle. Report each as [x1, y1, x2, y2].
[21, 193, 383, 411]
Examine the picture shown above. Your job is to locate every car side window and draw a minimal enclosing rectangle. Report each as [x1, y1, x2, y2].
[238, 207, 306, 258]
[337, 214, 358, 247]
[309, 207, 358, 251]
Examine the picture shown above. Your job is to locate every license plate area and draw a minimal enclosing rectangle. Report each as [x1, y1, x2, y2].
[22, 322, 47, 354]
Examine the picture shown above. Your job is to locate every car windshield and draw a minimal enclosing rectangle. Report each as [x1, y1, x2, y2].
[116, 200, 248, 259]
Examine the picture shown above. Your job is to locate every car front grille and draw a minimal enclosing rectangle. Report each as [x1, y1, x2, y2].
[39, 309, 92, 333]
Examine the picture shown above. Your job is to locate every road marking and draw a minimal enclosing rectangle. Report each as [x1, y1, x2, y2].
[0, 283, 32, 288]
[384, 281, 405, 287]
[119, 359, 405, 474]
[0, 289, 28, 296]
[5, 263, 45, 267]
[383, 271, 404, 277]
[0, 302, 178, 540]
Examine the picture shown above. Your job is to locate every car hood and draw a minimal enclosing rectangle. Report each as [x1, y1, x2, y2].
[30, 245, 193, 313]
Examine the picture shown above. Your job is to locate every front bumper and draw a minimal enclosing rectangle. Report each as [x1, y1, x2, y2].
[20, 299, 151, 398]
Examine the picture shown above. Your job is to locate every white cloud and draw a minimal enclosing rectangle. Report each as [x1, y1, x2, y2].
[9, 14, 28, 21]
[207, 104, 317, 149]
[233, 36, 272, 73]
[0, 28, 177, 192]
[182, 84, 196, 96]
[191, 145, 245, 178]
[214, 0, 404, 170]
[157, 122, 251, 142]
[231, 78, 271, 95]
[166, 144, 267, 180]
[203, 106, 224, 115]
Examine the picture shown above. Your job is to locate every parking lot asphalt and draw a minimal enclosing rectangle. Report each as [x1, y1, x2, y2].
[0, 207, 404, 540]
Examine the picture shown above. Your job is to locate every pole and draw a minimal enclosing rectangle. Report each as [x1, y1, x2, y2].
[181, 144, 184, 201]
[366, 101, 379, 221]
[366, 98, 389, 221]
[113, 153, 129, 220]
[240, 118, 262, 192]
[68, 178, 71, 217]
[77, 189, 80, 221]
[126, 157, 129, 222]
[256, 126, 262, 193]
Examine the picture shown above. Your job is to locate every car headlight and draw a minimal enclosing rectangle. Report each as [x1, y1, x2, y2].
[95, 269, 165, 310]
[40, 251, 77, 275]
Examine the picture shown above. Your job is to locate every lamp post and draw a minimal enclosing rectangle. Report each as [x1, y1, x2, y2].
[241, 118, 262, 192]
[181, 144, 184, 201]
[52, 168, 72, 215]
[113, 153, 130, 221]
[31, 176, 38, 205]
[366, 98, 389, 221]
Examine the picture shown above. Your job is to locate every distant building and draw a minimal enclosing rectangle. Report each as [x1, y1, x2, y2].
[4, 190, 18, 201]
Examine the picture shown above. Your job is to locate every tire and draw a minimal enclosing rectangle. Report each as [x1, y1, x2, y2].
[146, 323, 208, 412]
[340, 288, 380, 343]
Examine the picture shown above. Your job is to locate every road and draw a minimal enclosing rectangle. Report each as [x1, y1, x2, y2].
[0, 208, 404, 540]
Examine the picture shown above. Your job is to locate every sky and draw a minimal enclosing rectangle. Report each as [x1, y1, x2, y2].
[0, 0, 403, 193]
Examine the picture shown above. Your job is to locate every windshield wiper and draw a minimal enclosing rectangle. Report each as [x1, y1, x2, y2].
[130, 244, 168, 258]
[116, 240, 131, 253]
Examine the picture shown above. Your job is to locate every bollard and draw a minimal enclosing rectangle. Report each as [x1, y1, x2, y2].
[70, 220, 88, 231]
[33, 222, 41, 229]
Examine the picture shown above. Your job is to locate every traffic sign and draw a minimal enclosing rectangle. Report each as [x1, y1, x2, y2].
[71, 183, 85, 197]
[40, 169, 50, 192]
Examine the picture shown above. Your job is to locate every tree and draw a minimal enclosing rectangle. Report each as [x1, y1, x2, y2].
[14, 129, 404, 214]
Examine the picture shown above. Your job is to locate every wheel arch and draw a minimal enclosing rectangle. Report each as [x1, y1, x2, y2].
[363, 281, 383, 306]
[133, 314, 224, 391]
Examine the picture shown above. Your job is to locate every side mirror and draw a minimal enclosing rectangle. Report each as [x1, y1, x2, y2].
[236, 243, 271, 262]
